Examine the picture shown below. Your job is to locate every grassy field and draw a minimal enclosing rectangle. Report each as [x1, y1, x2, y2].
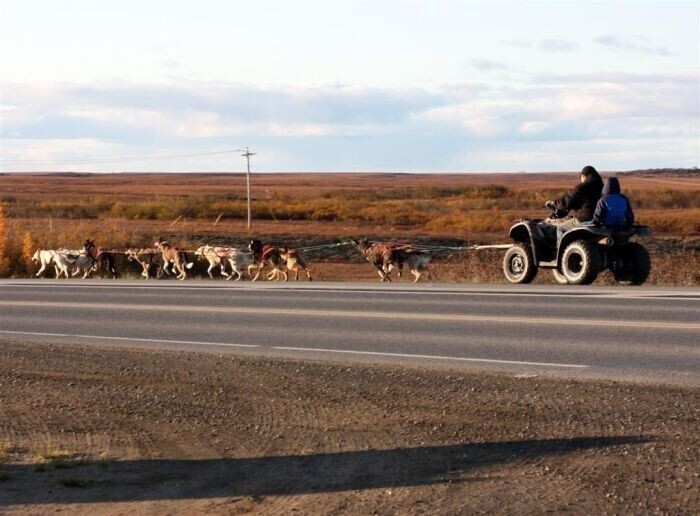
[0, 169, 698, 284]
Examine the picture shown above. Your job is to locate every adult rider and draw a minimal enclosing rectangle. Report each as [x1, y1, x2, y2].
[546, 165, 604, 240]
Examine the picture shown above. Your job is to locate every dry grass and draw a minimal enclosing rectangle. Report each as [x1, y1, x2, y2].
[0, 171, 698, 284]
[33, 445, 80, 471]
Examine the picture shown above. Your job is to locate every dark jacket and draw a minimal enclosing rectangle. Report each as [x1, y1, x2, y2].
[555, 170, 603, 222]
[592, 177, 634, 227]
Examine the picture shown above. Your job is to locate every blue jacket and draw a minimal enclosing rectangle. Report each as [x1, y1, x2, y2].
[592, 177, 634, 227]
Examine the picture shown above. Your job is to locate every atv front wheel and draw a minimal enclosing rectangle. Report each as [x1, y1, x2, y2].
[561, 240, 601, 285]
[503, 244, 538, 284]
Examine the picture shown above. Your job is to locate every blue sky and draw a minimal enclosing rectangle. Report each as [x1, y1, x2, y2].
[0, 0, 698, 172]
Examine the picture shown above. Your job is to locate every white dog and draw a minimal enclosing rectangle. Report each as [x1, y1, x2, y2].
[224, 249, 258, 281]
[32, 249, 75, 279]
[195, 245, 231, 279]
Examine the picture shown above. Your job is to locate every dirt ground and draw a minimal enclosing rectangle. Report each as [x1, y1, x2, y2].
[0, 342, 698, 514]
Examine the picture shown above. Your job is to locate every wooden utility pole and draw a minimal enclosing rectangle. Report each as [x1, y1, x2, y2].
[241, 147, 256, 231]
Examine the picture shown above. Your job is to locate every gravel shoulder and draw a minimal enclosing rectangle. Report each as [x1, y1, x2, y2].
[0, 341, 698, 514]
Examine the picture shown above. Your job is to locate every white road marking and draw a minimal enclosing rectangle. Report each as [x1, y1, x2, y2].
[274, 346, 590, 369]
[0, 330, 588, 369]
[0, 330, 259, 349]
[3, 281, 698, 300]
[0, 300, 697, 330]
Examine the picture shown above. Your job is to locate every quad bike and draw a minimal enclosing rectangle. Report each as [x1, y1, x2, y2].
[502, 203, 652, 285]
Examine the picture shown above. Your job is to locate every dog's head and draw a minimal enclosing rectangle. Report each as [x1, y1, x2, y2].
[31, 249, 41, 263]
[353, 238, 371, 252]
[249, 239, 263, 254]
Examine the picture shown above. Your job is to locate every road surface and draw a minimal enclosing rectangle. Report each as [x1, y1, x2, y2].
[0, 280, 698, 384]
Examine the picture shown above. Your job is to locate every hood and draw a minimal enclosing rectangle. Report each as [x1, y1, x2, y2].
[582, 167, 602, 184]
[602, 177, 621, 195]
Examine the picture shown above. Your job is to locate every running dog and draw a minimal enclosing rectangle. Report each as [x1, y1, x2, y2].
[280, 246, 312, 281]
[31, 249, 73, 278]
[83, 240, 118, 279]
[224, 249, 258, 281]
[126, 248, 161, 279]
[387, 249, 431, 282]
[195, 245, 231, 279]
[249, 239, 287, 281]
[352, 239, 411, 282]
[154, 238, 193, 280]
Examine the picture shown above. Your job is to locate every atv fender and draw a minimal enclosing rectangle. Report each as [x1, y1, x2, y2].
[509, 221, 550, 265]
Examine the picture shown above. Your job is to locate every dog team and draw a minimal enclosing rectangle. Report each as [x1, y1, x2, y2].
[30, 238, 431, 282]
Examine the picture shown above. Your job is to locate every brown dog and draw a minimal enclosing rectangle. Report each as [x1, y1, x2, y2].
[353, 239, 410, 282]
[280, 246, 312, 281]
[154, 238, 193, 280]
[249, 239, 287, 281]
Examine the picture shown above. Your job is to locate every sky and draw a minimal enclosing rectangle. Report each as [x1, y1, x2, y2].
[0, 0, 698, 173]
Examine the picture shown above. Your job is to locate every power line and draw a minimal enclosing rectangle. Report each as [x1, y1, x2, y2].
[0, 148, 244, 166]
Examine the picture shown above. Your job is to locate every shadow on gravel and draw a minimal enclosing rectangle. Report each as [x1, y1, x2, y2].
[0, 436, 649, 506]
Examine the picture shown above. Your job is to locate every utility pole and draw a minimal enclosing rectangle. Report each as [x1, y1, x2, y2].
[241, 147, 256, 231]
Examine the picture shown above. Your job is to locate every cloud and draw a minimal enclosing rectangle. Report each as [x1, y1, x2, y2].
[594, 35, 673, 56]
[470, 59, 511, 72]
[502, 38, 579, 52]
[532, 71, 699, 86]
[1, 76, 697, 172]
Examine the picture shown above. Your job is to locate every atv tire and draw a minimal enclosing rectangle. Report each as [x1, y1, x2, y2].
[552, 268, 569, 285]
[503, 244, 538, 284]
[561, 240, 601, 285]
[613, 242, 652, 286]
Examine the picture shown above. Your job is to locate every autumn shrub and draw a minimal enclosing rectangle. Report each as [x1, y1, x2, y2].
[0, 204, 9, 276]
[20, 231, 40, 275]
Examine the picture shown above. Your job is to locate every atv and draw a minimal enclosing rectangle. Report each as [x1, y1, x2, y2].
[502, 204, 652, 285]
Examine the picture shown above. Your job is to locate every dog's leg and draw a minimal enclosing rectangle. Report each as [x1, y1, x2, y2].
[207, 262, 215, 279]
[412, 270, 420, 283]
[247, 264, 257, 281]
[251, 263, 263, 281]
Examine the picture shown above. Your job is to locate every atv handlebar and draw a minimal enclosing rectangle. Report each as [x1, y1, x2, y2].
[544, 200, 567, 219]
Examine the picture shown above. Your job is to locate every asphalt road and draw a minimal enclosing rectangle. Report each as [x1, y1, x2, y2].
[1, 280, 698, 385]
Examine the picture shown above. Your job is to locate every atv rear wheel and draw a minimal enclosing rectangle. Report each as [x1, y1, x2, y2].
[561, 240, 601, 285]
[613, 242, 651, 286]
[503, 244, 538, 284]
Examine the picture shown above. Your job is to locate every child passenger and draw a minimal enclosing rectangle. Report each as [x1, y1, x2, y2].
[591, 177, 635, 228]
